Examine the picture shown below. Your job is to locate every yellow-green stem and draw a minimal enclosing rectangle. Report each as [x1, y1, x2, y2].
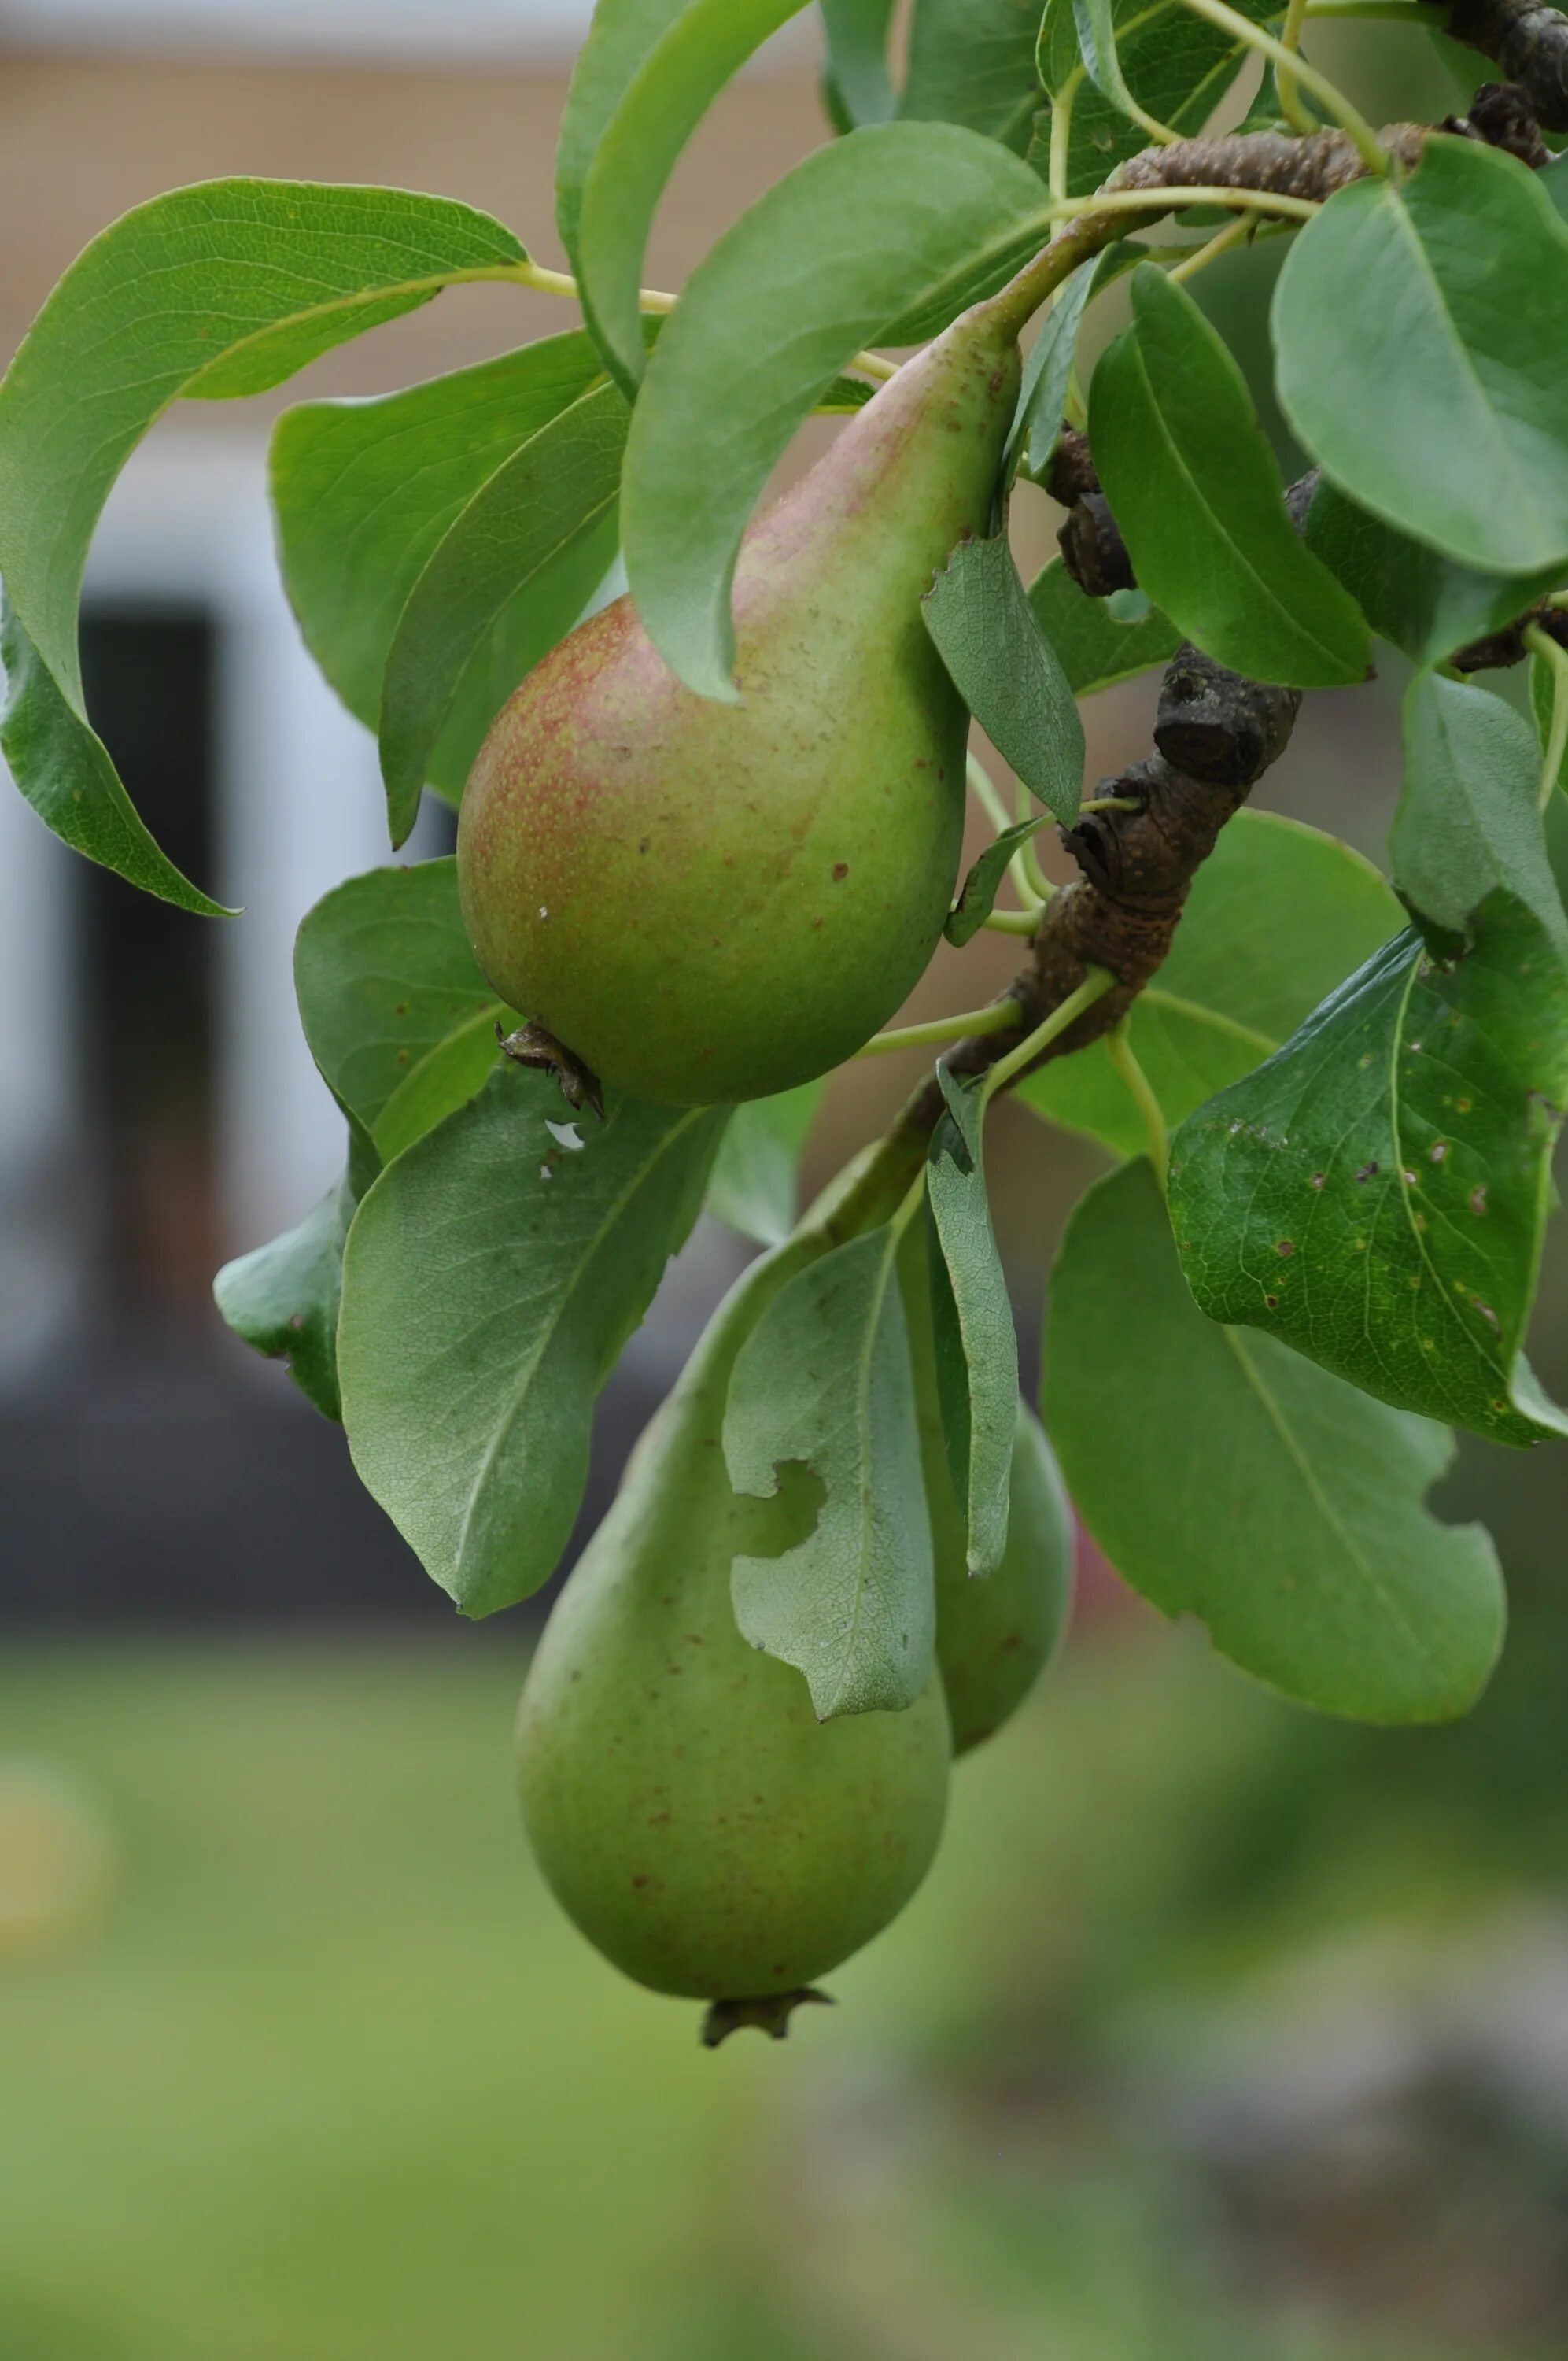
[1105, 1020, 1170, 1185]
[1276, 0, 1316, 134]
[1165, 0, 1386, 166]
[978, 969, 1116, 1105]
[856, 1002, 1021, 1059]
[1525, 626, 1568, 812]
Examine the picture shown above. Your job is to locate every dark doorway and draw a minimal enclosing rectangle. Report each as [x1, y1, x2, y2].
[76, 607, 218, 1332]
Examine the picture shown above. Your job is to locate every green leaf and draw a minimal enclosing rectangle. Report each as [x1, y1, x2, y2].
[213, 1170, 356, 1422]
[946, 817, 1048, 944]
[293, 859, 512, 1158]
[1272, 139, 1568, 577]
[1009, 251, 1100, 484]
[339, 1064, 726, 1616]
[705, 1079, 825, 1246]
[1168, 892, 1568, 1447]
[271, 332, 612, 804]
[922, 534, 1085, 820]
[1091, 264, 1369, 688]
[1046, 1158, 1505, 1722]
[620, 121, 1049, 697]
[1072, 0, 1147, 123]
[901, 0, 1046, 152]
[1544, 151, 1568, 225]
[1036, 0, 1269, 199]
[724, 1222, 935, 1716]
[555, 0, 689, 264]
[0, 177, 526, 904]
[1026, 556, 1183, 694]
[926, 1073, 1019, 1574]
[576, 0, 810, 394]
[1022, 809, 1401, 1153]
[1303, 477, 1566, 670]
[821, 0, 898, 124]
[1393, 672, 1567, 946]
[377, 382, 629, 843]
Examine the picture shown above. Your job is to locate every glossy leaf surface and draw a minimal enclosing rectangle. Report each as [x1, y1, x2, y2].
[1303, 478, 1564, 671]
[1274, 139, 1568, 576]
[1026, 559, 1183, 695]
[901, 0, 1046, 151]
[923, 534, 1084, 820]
[1392, 672, 1565, 944]
[1091, 265, 1369, 687]
[213, 1171, 356, 1422]
[1047, 1158, 1505, 1722]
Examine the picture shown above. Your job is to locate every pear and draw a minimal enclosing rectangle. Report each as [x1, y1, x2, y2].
[516, 1233, 951, 2018]
[458, 297, 1024, 1107]
[902, 1232, 1074, 1755]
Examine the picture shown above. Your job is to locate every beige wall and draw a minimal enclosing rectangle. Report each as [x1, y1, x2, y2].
[0, 50, 827, 386]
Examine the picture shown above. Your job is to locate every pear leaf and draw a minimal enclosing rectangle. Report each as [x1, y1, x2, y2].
[946, 817, 1048, 945]
[378, 382, 630, 843]
[575, 0, 811, 394]
[0, 177, 526, 904]
[900, 0, 1046, 153]
[622, 120, 1050, 698]
[1273, 139, 1568, 576]
[1023, 809, 1401, 1155]
[725, 1224, 936, 1717]
[925, 1070, 1019, 1575]
[1035, 0, 1275, 198]
[1168, 892, 1568, 1448]
[339, 1064, 726, 1616]
[293, 859, 516, 1162]
[1392, 672, 1566, 946]
[1026, 556, 1183, 696]
[706, 1079, 825, 1247]
[923, 534, 1085, 820]
[1302, 478, 1566, 670]
[1531, 646, 1568, 804]
[554, 0, 689, 264]
[821, 0, 898, 124]
[1090, 264, 1369, 688]
[214, 1169, 357, 1422]
[271, 333, 614, 805]
[1046, 1158, 1505, 1723]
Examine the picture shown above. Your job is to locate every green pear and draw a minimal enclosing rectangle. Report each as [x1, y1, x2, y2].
[458, 297, 1024, 1107]
[517, 1233, 951, 2016]
[902, 1233, 1074, 1755]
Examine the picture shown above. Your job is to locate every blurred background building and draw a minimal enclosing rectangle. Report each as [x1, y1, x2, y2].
[2, 11, 1567, 2361]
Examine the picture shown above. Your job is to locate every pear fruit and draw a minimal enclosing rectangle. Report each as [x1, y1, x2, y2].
[458, 297, 1024, 1107]
[903, 1235, 1074, 1754]
[516, 1234, 951, 2016]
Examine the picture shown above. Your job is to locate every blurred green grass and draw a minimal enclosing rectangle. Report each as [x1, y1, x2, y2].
[2, 1626, 1565, 2360]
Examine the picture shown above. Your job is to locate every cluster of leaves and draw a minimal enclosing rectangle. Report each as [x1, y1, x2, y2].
[2, 0, 1568, 1735]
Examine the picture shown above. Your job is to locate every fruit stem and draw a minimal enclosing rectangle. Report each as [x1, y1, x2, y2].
[977, 969, 1116, 1104]
[502, 258, 900, 386]
[1525, 624, 1568, 811]
[1105, 1018, 1170, 1187]
[983, 907, 1043, 934]
[855, 1003, 1021, 1059]
[1276, 0, 1317, 135]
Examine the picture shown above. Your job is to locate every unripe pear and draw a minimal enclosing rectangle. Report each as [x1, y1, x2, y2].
[903, 1235, 1074, 1754]
[458, 298, 1024, 1107]
[517, 1236, 951, 2019]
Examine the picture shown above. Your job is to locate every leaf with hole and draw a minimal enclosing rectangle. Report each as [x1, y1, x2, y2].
[1046, 1158, 1505, 1722]
[339, 1065, 726, 1616]
[925, 1070, 1018, 1575]
[1022, 810, 1401, 1154]
[724, 1223, 935, 1717]
[0, 177, 526, 906]
[923, 534, 1084, 820]
[1273, 139, 1568, 577]
[1091, 264, 1369, 687]
[1168, 892, 1568, 1446]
